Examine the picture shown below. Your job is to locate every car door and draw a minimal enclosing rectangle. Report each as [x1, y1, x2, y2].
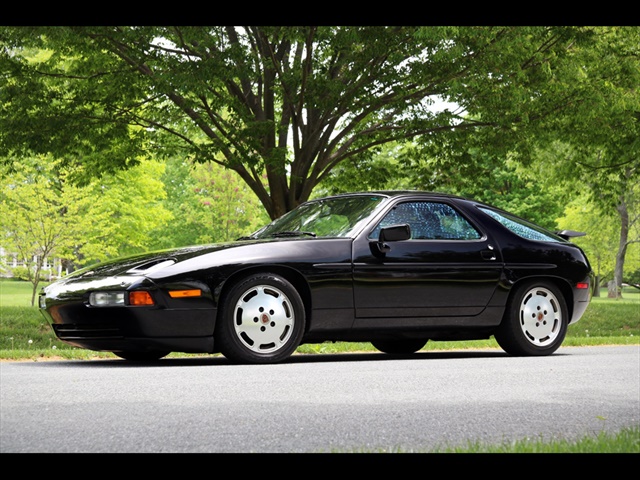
[352, 199, 503, 323]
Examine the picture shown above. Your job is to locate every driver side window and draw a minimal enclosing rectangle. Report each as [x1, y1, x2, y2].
[369, 201, 481, 240]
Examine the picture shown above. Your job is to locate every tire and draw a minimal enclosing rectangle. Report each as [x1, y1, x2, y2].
[113, 351, 170, 361]
[216, 273, 306, 364]
[371, 339, 427, 354]
[494, 280, 568, 356]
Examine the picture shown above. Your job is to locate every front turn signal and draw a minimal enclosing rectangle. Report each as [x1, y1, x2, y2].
[129, 291, 155, 306]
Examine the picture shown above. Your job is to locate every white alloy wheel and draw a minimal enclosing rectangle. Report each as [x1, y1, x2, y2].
[233, 284, 295, 354]
[494, 280, 568, 356]
[518, 286, 563, 347]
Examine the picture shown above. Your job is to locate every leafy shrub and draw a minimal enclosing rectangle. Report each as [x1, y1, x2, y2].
[9, 266, 53, 281]
[10, 266, 30, 281]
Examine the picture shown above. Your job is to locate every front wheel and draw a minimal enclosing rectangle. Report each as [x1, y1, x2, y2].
[495, 280, 568, 356]
[216, 273, 306, 364]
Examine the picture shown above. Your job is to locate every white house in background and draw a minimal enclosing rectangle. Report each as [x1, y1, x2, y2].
[0, 246, 64, 279]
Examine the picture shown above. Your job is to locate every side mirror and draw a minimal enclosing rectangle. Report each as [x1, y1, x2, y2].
[380, 224, 411, 242]
[373, 224, 411, 254]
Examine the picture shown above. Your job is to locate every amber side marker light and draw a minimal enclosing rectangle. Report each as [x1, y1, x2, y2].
[168, 289, 202, 298]
[129, 291, 155, 306]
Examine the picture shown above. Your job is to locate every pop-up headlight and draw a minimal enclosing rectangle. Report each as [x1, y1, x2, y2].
[89, 291, 126, 306]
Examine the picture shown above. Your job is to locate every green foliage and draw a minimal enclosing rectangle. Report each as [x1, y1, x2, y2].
[429, 426, 639, 453]
[0, 156, 78, 304]
[627, 268, 640, 284]
[325, 139, 568, 230]
[7, 266, 29, 281]
[2, 26, 630, 219]
[0, 156, 173, 275]
[188, 160, 270, 242]
[340, 426, 639, 453]
[145, 157, 208, 249]
[66, 158, 173, 264]
[557, 193, 630, 282]
[317, 142, 423, 197]
[9, 266, 51, 282]
[147, 157, 270, 249]
[2, 26, 638, 293]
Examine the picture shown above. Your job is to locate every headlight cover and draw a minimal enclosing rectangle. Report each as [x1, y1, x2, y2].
[89, 291, 126, 307]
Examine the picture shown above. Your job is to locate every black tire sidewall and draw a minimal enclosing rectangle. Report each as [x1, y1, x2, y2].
[495, 280, 568, 356]
[216, 273, 306, 364]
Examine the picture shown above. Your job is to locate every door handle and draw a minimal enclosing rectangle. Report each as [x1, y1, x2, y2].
[481, 244, 496, 261]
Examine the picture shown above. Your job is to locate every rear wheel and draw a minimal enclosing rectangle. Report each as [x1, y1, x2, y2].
[495, 280, 568, 356]
[216, 273, 305, 364]
[371, 339, 427, 354]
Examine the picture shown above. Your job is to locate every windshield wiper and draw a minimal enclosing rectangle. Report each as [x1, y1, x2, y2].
[271, 231, 317, 238]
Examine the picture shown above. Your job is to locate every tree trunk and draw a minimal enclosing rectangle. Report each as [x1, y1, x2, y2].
[610, 197, 630, 299]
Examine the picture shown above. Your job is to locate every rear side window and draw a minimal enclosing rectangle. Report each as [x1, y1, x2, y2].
[479, 207, 561, 242]
[369, 202, 481, 240]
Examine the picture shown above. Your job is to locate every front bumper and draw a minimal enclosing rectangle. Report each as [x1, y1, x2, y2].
[39, 275, 219, 354]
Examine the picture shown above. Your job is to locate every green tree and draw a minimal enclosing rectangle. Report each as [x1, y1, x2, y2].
[1, 156, 173, 300]
[0, 158, 80, 305]
[145, 157, 210, 249]
[0, 26, 619, 219]
[607, 173, 640, 297]
[556, 195, 622, 296]
[531, 27, 640, 297]
[190, 161, 270, 242]
[63, 159, 173, 266]
[314, 141, 415, 197]
[147, 157, 269, 250]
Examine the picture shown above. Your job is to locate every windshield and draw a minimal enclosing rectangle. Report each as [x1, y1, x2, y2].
[251, 195, 386, 239]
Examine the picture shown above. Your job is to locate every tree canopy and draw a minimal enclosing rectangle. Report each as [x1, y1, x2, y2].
[1, 26, 623, 218]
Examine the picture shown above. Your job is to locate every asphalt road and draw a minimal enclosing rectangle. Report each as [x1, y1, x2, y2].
[1, 345, 638, 453]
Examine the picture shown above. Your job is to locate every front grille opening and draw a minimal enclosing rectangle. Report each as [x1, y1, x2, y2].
[53, 323, 123, 340]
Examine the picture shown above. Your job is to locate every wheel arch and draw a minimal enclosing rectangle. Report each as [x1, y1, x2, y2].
[214, 265, 313, 331]
[506, 275, 575, 321]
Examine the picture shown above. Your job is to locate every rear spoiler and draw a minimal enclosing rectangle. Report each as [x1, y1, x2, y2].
[555, 230, 586, 240]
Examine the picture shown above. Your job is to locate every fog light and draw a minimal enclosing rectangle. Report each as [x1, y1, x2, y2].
[89, 291, 126, 306]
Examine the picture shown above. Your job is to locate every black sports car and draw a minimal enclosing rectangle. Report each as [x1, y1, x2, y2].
[39, 191, 593, 364]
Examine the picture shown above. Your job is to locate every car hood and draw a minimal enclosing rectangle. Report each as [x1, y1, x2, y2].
[59, 241, 264, 280]
[55, 236, 353, 284]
